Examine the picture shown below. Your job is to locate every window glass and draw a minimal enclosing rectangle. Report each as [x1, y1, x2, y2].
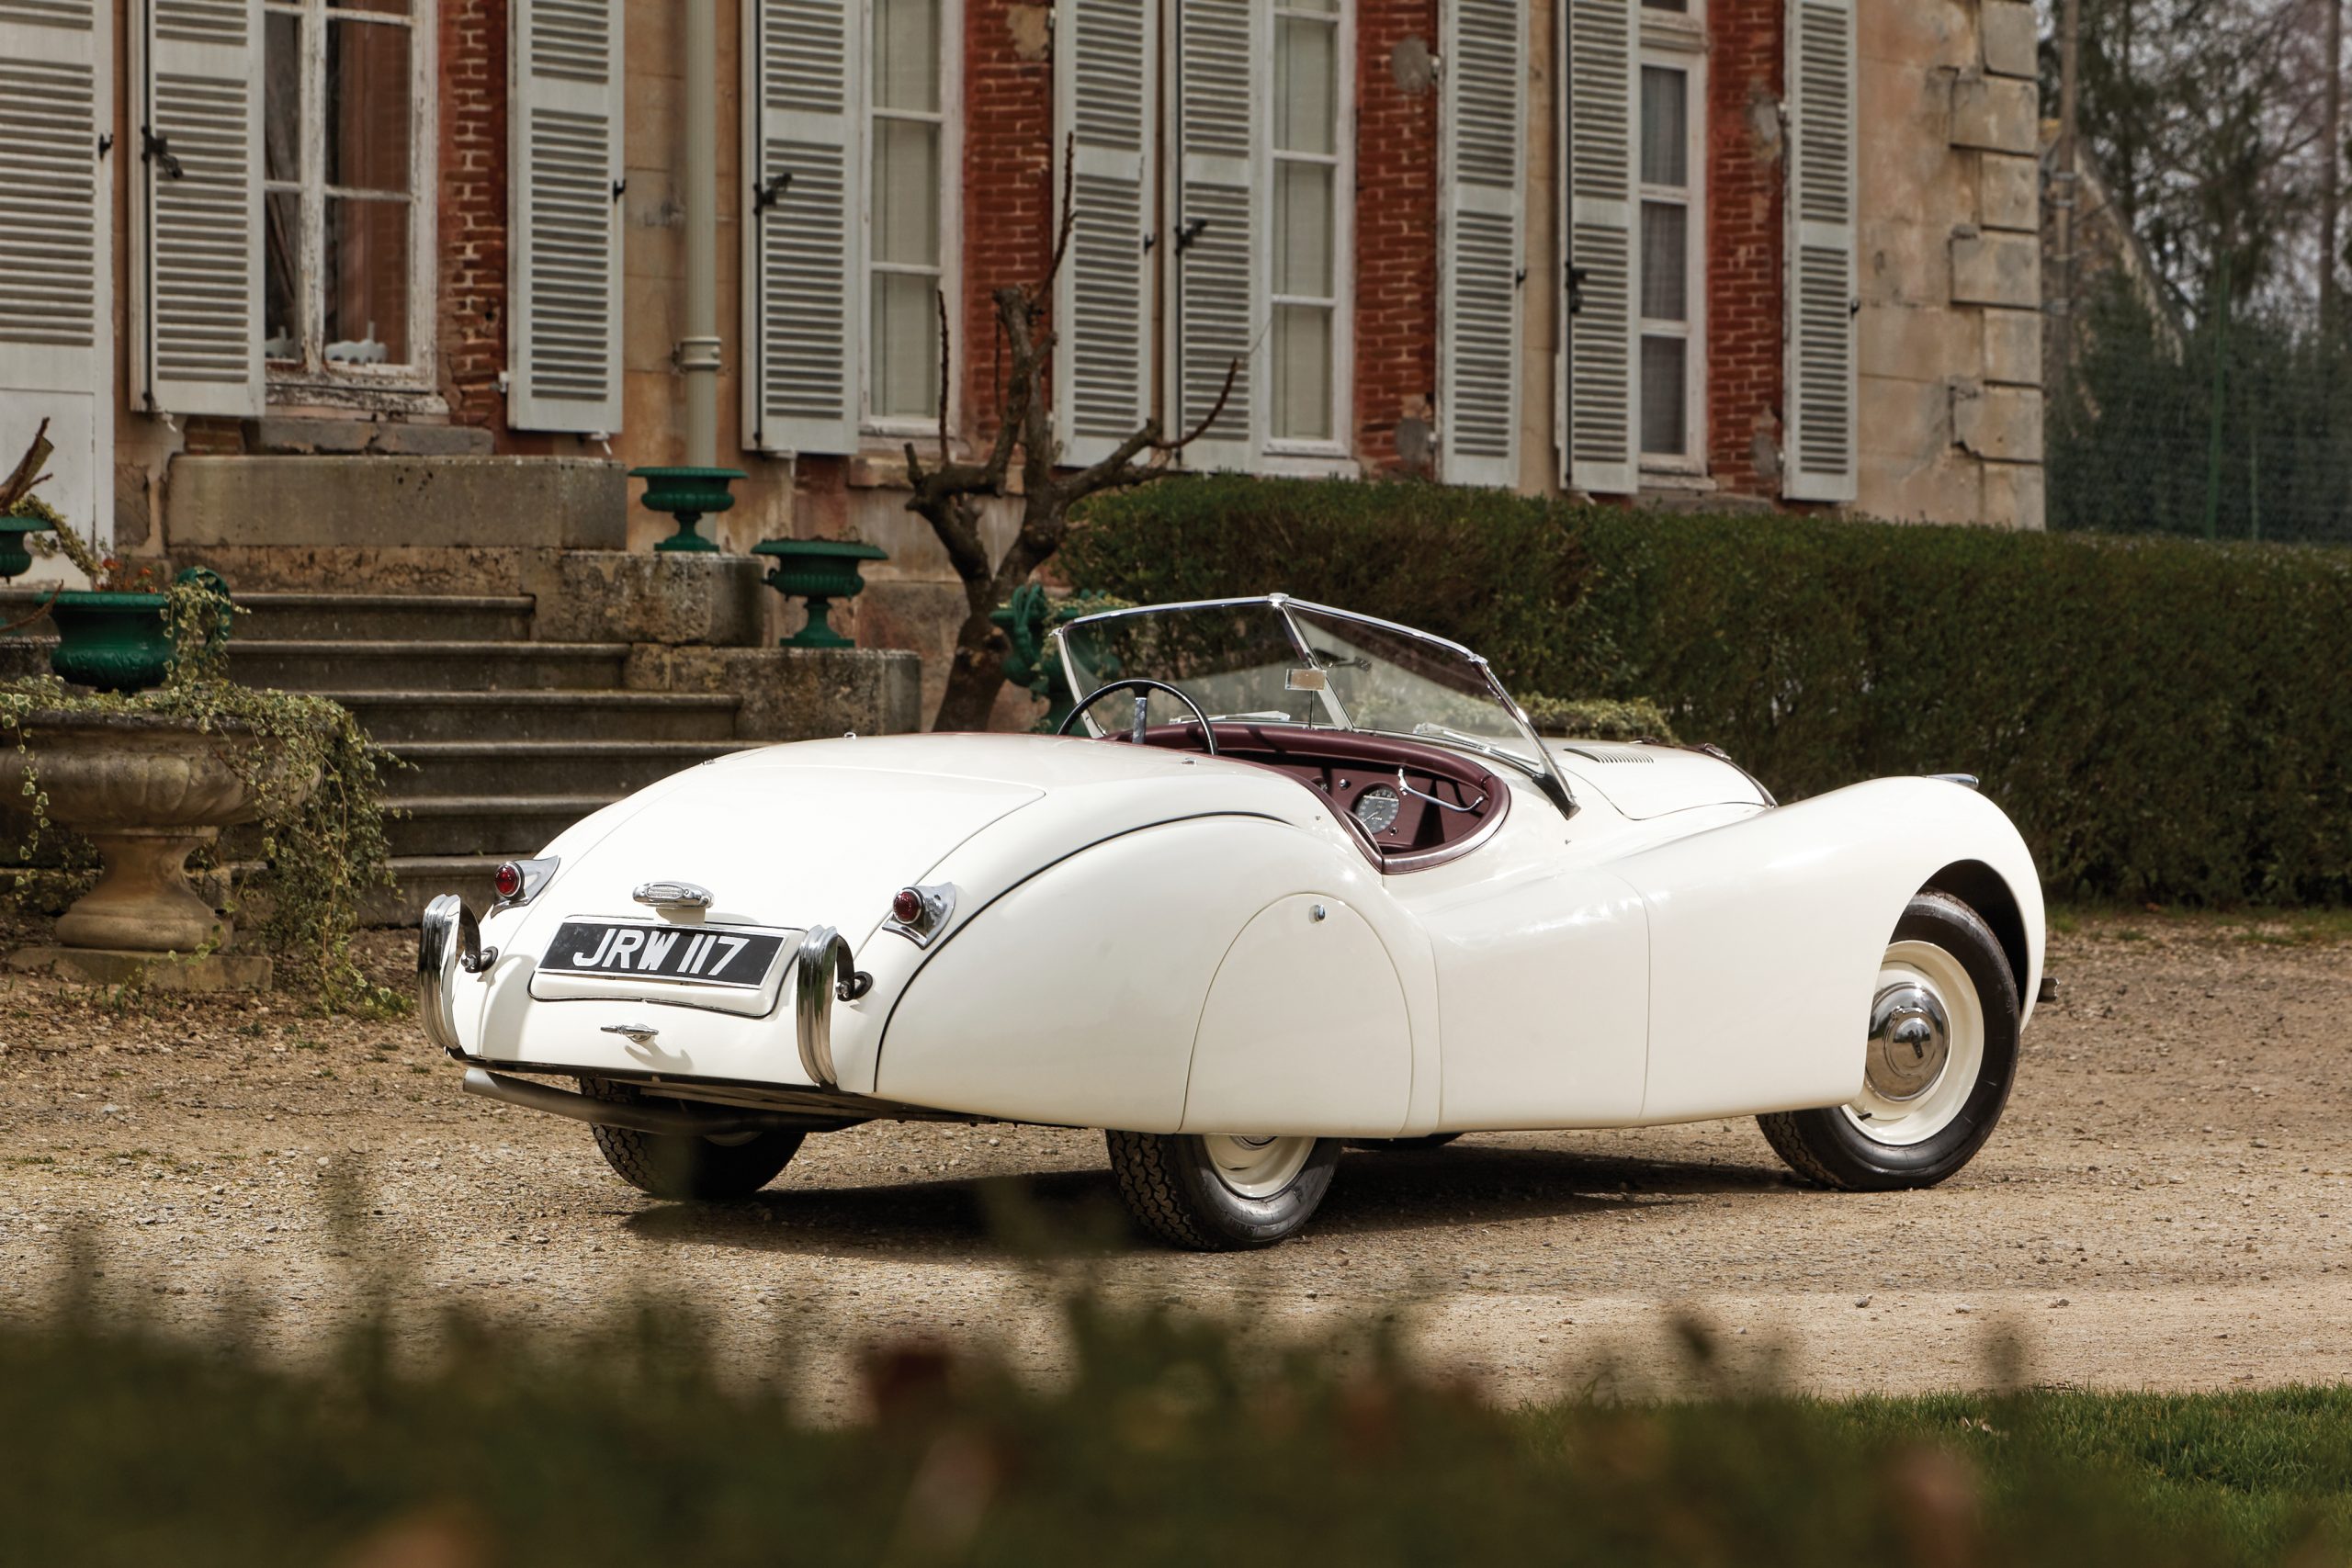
[1640, 336, 1687, 456]
[1639, 201, 1688, 321]
[1639, 66, 1688, 187]
[261, 0, 424, 377]
[868, 0, 944, 423]
[1268, 6, 1341, 446]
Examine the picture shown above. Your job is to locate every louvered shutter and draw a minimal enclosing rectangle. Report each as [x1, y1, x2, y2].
[1170, 0, 1261, 471]
[132, 0, 262, 418]
[1783, 0, 1858, 502]
[1053, 0, 1155, 468]
[0, 1, 112, 545]
[743, 0, 858, 455]
[1438, 0, 1525, 488]
[509, 0, 625, 434]
[1560, 0, 1636, 494]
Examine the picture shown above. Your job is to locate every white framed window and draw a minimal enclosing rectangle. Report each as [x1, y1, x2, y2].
[1636, 28, 1704, 468]
[1265, 0, 1350, 453]
[261, 0, 435, 391]
[865, 0, 958, 432]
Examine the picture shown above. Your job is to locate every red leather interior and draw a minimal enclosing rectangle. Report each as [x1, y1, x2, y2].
[1132, 722, 1510, 873]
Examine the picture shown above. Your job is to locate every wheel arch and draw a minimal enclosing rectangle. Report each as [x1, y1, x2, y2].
[1919, 858, 2030, 1002]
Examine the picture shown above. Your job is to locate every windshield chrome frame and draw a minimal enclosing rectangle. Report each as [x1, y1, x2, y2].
[1047, 593, 1578, 818]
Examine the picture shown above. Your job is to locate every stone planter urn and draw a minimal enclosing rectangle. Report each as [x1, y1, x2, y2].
[4, 712, 320, 957]
[753, 537, 888, 649]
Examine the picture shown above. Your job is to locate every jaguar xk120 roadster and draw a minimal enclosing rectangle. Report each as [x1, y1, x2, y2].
[420, 595, 2044, 1248]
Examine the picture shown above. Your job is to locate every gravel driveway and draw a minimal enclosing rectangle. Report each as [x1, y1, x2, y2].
[4, 915, 2348, 1413]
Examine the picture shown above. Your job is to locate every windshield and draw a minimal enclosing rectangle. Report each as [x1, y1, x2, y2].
[1054, 596, 1564, 791]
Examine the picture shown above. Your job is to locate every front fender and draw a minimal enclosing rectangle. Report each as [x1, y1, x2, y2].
[873, 815, 1422, 1132]
[1616, 776, 2043, 1123]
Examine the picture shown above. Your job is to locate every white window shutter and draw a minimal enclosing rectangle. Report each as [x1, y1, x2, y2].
[1170, 0, 1261, 471]
[0, 0, 113, 545]
[509, 0, 625, 434]
[1783, 0, 1859, 502]
[1438, 0, 1526, 488]
[1560, 0, 1637, 495]
[742, 0, 859, 456]
[1053, 0, 1155, 468]
[132, 0, 262, 419]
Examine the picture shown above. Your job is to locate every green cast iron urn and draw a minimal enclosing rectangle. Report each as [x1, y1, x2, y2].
[753, 538, 888, 649]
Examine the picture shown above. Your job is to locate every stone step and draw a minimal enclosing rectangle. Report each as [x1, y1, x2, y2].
[386, 795, 608, 859]
[376, 739, 749, 799]
[230, 638, 630, 693]
[329, 690, 741, 744]
[232, 592, 537, 642]
[374, 855, 507, 927]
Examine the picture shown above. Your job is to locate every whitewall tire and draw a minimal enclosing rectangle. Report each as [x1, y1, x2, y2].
[1758, 892, 2021, 1191]
[1105, 1130, 1340, 1249]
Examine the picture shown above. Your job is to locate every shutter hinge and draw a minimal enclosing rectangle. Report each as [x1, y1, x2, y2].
[96, 131, 115, 160]
[611, 177, 628, 201]
[140, 127, 183, 180]
[1514, 267, 1527, 288]
[1566, 265, 1589, 315]
[1174, 217, 1210, 254]
[752, 169, 794, 212]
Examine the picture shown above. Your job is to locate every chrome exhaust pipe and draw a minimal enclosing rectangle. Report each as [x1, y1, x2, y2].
[460, 1066, 817, 1138]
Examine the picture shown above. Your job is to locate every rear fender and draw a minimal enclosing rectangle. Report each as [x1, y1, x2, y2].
[875, 816, 1432, 1133]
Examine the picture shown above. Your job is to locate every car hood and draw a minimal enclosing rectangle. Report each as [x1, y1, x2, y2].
[1546, 740, 1771, 819]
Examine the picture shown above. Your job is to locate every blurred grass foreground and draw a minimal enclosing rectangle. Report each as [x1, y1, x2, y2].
[3, 1254, 2349, 1568]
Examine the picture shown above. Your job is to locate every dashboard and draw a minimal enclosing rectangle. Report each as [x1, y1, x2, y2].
[1137, 722, 1510, 873]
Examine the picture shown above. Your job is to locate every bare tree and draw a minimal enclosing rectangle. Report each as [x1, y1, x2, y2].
[903, 142, 1236, 733]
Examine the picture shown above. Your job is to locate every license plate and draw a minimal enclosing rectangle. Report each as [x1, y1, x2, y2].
[539, 920, 787, 989]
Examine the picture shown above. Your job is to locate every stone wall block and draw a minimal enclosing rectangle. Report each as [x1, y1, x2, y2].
[164, 457, 628, 550]
[1978, 152, 2040, 233]
[1949, 72, 2038, 155]
[1982, 459, 2047, 530]
[1951, 380, 2043, 463]
[1980, 3, 2038, 79]
[534, 553, 767, 646]
[1983, 308, 2044, 387]
[1950, 230, 2040, 308]
[624, 646, 923, 739]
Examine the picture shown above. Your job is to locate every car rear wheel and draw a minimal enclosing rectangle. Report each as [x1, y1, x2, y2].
[1105, 1130, 1340, 1249]
[581, 1077, 805, 1200]
[1757, 891, 2021, 1191]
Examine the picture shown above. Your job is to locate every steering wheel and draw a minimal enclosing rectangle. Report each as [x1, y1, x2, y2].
[1055, 678, 1220, 756]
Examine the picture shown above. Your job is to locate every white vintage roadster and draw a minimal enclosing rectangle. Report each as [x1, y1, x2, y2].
[421, 595, 2044, 1249]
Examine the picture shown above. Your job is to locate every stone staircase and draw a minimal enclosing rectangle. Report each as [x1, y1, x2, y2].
[224, 593, 751, 922]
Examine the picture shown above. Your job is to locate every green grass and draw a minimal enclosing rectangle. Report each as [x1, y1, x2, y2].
[1, 1277, 2345, 1567]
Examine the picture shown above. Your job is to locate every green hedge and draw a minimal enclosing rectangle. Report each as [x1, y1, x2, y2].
[1065, 477, 2352, 905]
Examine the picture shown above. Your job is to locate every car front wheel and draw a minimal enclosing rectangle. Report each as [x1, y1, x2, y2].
[1105, 1130, 1340, 1249]
[1757, 891, 2022, 1191]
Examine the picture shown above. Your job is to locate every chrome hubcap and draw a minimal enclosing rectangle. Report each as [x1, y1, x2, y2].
[1841, 940, 1985, 1148]
[1865, 983, 1950, 1101]
[1200, 1134, 1315, 1200]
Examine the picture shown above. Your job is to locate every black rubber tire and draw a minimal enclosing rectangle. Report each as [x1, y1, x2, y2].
[1104, 1130, 1341, 1250]
[580, 1077, 804, 1200]
[1757, 891, 2021, 1192]
[1344, 1133, 1464, 1152]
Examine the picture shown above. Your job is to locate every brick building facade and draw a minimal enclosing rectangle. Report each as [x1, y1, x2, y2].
[1, 0, 2047, 727]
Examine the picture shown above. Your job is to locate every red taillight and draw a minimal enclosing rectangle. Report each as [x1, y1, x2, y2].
[493, 862, 525, 900]
[891, 887, 923, 925]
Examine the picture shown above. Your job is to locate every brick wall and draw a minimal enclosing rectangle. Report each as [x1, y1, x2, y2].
[440, 0, 512, 438]
[959, 0, 1056, 446]
[1704, 0, 1784, 498]
[1353, 0, 1441, 475]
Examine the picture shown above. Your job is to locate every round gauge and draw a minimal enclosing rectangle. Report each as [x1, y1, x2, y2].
[1352, 784, 1402, 835]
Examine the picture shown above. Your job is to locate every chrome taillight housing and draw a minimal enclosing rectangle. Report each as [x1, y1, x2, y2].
[884, 883, 956, 947]
[492, 856, 560, 908]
